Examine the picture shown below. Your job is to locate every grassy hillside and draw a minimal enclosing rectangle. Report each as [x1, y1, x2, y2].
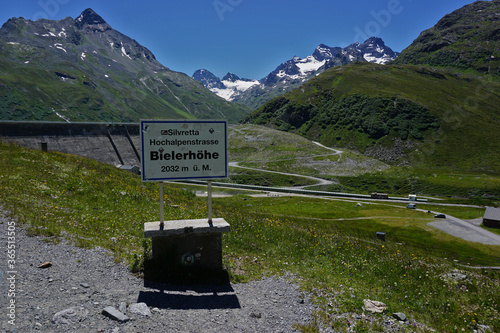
[392, 1, 499, 77]
[0, 58, 250, 123]
[0, 141, 499, 332]
[0, 12, 250, 123]
[228, 124, 389, 177]
[243, 62, 500, 172]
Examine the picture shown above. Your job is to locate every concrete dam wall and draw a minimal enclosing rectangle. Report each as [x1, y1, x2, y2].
[0, 121, 141, 167]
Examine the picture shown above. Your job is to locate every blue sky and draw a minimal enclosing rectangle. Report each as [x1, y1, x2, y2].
[0, 0, 483, 79]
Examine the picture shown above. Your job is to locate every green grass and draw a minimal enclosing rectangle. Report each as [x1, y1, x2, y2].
[219, 195, 499, 267]
[215, 194, 500, 332]
[331, 169, 500, 206]
[0, 142, 208, 264]
[0, 53, 250, 123]
[1, 141, 499, 332]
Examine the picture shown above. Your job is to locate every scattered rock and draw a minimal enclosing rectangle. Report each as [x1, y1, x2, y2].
[363, 299, 387, 313]
[250, 312, 262, 319]
[477, 324, 490, 333]
[38, 262, 52, 268]
[80, 283, 90, 289]
[118, 302, 127, 314]
[102, 306, 129, 323]
[128, 302, 151, 317]
[441, 272, 468, 283]
[52, 306, 89, 326]
[393, 312, 407, 321]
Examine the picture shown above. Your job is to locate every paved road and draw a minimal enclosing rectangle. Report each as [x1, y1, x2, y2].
[428, 214, 500, 246]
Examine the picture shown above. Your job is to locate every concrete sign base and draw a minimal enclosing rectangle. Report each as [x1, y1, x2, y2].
[144, 219, 230, 284]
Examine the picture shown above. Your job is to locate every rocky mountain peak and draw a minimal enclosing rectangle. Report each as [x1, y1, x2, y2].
[192, 69, 226, 89]
[222, 73, 240, 82]
[363, 37, 386, 47]
[76, 8, 107, 25]
[75, 8, 111, 31]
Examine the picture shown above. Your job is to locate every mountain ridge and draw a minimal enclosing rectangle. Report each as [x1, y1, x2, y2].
[193, 37, 399, 109]
[0, 8, 250, 123]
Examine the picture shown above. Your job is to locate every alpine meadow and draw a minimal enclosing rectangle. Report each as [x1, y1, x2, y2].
[0, 1, 499, 332]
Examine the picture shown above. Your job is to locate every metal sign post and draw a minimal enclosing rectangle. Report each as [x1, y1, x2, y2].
[207, 181, 213, 223]
[159, 181, 164, 228]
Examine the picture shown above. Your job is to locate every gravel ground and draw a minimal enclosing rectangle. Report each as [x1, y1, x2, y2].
[0, 209, 317, 333]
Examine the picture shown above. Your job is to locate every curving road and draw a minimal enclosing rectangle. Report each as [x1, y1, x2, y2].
[228, 141, 343, 189]
[228, 161, 334, 188]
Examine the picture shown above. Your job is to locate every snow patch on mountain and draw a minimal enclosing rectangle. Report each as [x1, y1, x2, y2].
[295, 56, 326, 75]
[216, 75, 259, 101]
[222, 78, 259, 91]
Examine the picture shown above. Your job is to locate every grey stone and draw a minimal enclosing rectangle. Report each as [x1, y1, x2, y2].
[128, 302, 151, 317]
[80, 283, 90, 289]
[476, 324, 490, 333]
[102, 306, 130, 322]
[53, 306, 89, 326]
[393, 312, 407, 321]
[363, 299, 387, 313]
[118, 302, 127, 314]
[442, 272, 468, 281]
[250, 312, 262, 319]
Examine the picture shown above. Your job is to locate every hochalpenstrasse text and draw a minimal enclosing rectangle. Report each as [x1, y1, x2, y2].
[150, 128, 219, 146]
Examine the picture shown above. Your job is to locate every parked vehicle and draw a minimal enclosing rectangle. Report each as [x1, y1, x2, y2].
[406, 203, 417, 209]
[434, 214, 446, 218]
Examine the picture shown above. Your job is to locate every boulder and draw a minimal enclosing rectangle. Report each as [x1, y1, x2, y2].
[128, 302, 151, 317]
[53, 307, 89, 326]
[363, 299, 387, 313]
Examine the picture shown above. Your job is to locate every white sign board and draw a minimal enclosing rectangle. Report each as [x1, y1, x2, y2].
[140, 120, 228, 182]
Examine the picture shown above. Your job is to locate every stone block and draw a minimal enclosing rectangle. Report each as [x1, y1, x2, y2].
[102, 306, 129, 323]
[144, 218, 230, 283]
